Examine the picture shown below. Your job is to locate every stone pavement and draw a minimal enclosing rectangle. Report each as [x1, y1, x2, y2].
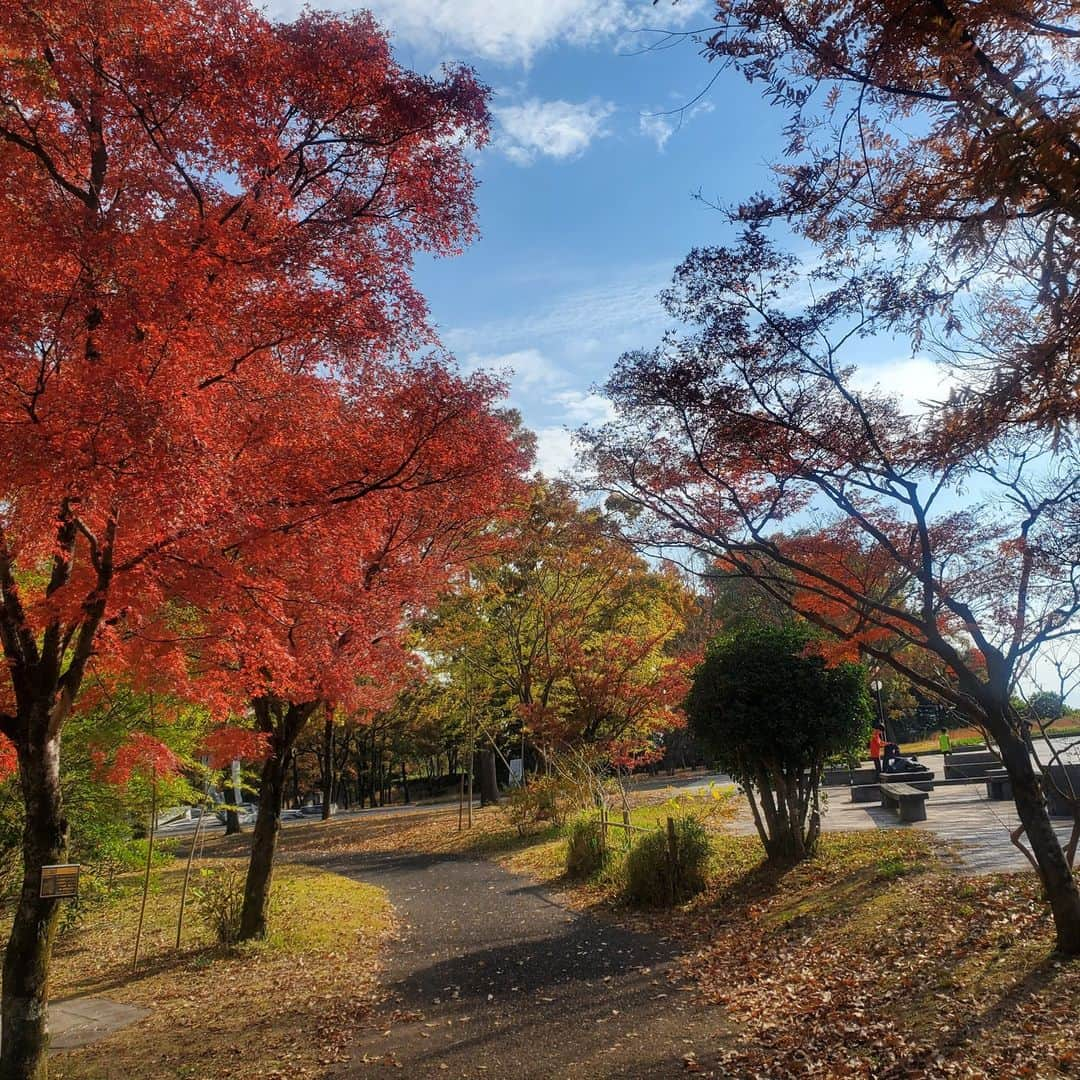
[726, 780, 1076, 874]
[46, 997, 148, 1051]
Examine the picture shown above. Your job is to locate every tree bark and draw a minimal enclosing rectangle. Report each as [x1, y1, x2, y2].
[239, 749, 286, 942]
[1, 726, 67, 1079]
[219, 767, 242, 835]
[748, 761, 818, 863]
[998, 724, 1080, 953]
[321, 716, 333, 821]
[239, 699, 315, 942]
[477, 749, 499, 807]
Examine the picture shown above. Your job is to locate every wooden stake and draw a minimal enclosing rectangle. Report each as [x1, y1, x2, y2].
[666, 816, 678, 907]
[176, 789, 210, 949]
[133, 772, 157, 973]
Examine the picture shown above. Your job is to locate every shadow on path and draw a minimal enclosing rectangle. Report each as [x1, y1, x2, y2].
[310, 846, 728, 1078]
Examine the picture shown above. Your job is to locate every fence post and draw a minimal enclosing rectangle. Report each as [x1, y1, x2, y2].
[600, 805, 607, 859]
[622, 809, 631, 849]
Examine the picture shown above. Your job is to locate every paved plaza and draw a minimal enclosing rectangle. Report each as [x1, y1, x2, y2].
[643, 744, 1080, 875]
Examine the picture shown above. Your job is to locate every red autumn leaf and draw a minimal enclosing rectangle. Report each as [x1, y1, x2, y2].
[201, 726, 271, 769]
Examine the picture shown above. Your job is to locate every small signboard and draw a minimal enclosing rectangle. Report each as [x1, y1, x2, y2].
[40, 864, 80, 900]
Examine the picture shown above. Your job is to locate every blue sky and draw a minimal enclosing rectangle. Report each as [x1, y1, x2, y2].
[271, 0, 950, 475]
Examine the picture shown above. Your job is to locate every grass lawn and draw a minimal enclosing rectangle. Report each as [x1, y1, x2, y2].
[48, 857, 392, 1079]
[901, 718, 1080, 754]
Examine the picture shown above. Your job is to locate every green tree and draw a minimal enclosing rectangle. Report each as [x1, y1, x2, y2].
[686, 621, 871, 862]
[1027, 691, 1065, 723]
[421, 481, 691, 770]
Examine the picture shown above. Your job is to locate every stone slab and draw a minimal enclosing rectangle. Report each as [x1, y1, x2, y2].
[46, 997, 148, 1051]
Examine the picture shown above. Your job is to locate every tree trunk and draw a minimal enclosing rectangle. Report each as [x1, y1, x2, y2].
[239, 750, 286, 942]
[239, 699, 315, 942]
[998, 726, 1080, 953]
[321, 716, 333, 821]
[477, 749, 499, 807]
[1, 727, 67, 1080]
[749, 763, 815, 863]
[220, 767, 241, 835]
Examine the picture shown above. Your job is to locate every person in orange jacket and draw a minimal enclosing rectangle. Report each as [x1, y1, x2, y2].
[869, 724, 886, 778]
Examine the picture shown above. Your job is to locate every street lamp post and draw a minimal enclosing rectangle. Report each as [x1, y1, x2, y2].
[869, 678, 886, 742]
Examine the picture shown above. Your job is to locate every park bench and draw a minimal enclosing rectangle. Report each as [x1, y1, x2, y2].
[850, 771, 933, 803]
[943, 750, 999, 780]
[880, 782, 929, 822]
[985, 769, 1012, 801]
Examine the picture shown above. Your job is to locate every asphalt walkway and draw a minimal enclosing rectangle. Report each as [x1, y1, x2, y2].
[317, 847, 726, 1078]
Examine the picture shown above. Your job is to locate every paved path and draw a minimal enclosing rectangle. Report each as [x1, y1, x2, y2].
[316, 848, 726, 1078]
[155, 797, 476, 838]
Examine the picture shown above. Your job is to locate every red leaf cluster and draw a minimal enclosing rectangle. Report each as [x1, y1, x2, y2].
[200, 726, 271, 769]
[101, 733, 182, 787]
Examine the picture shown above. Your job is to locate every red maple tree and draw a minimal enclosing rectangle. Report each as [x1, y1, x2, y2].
[0, 2, 492, 1071]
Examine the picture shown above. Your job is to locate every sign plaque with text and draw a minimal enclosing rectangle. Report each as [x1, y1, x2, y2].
[40, 864, 80, 900]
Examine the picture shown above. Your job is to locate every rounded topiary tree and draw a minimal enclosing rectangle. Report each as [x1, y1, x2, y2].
[686, 620, 870, 861]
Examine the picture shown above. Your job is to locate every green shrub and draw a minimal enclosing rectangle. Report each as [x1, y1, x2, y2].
[622, 815, 710, 907]
[565, 813, 607, 878]
[192, 864, 246, 946]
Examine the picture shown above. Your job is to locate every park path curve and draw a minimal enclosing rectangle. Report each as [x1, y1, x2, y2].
[313, 844, 727, 1078]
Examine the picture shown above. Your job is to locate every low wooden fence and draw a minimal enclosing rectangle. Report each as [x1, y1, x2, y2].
[597, 805, 674, 856]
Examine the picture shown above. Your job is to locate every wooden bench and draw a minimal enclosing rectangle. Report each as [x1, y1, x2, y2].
[849, 766, 879, 786]
[880, 782, 929, 822]
[985, 769, 1012, 801]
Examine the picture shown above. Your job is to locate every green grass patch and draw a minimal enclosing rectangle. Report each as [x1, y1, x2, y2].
[47, 857, 392, 1079]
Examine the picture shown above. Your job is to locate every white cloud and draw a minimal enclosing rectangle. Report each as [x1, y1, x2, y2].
[269, 0, 708, 67]
[639, 112, 675, 150]
[639, 99, 715, 151]
[549, 389, 616, 424]
[494, 98, 614, 165]
[533, 426, 578, 477]
[445, 259, 676, 356]
[850, 356, 957, 415]
[463, 348, 565, 390]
